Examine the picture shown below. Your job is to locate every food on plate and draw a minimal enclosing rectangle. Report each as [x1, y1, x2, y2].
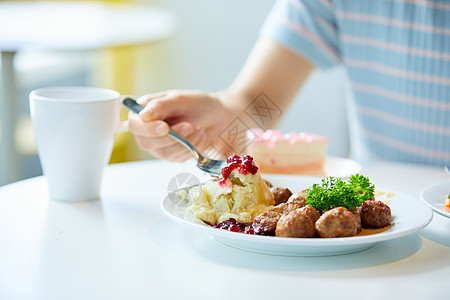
[445, 194, 450, 213]
[349, 207, 362, 233]
[186, 155, 274, 224]
[359, 200, 392, 228]
[207, 173, 392, 238]
[252, 202, 304, 235]
[298, 205, 321, 223]
[263, 179, 273, 188]
[305, 175, 375, 212]
[212, 217, 254, 234]
[315, 207, 359, 238]
[270, 186, 293, 205]
[252, 209, 283, 235]
[276, 209, 316, 238]
[286, 191, 308, 207]
[183, 154, 391, 238]
[245, 128, 328, 175]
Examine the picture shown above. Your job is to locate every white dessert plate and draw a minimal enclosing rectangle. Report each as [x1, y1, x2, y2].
[161, 175, 433, 256]
[323, 156, 362, 178]
[259, 156, 362, 178]
[420, 179, 450, 218]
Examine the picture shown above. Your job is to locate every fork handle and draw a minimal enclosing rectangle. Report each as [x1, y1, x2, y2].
[168, 128, 200, 160]
[122, 98, 200, 160]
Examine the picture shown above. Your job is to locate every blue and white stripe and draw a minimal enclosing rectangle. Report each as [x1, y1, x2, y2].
[262, 0, 450, 166]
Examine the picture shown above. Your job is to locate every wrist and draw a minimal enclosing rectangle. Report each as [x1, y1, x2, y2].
[207, 90, 254, 157]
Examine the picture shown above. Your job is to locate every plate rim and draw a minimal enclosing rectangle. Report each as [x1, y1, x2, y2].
[420, 179, 450, 218]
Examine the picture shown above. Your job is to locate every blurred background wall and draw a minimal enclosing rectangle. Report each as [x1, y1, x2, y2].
[0, 0, 349, 185]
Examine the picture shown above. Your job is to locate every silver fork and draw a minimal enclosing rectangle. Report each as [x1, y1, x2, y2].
[445, 165, 450, 177]
[122, 98, 226, 176]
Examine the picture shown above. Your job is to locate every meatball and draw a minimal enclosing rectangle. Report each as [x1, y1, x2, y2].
[360, 200, 392, 228]
[315, 207, 359, 238]
[270, 187, 293, 205]
[253, 209, 281, 235]
[349, 207, 362, 233]
[273, 202, 304, 214]
[298, 205, 320, 223]
[253, 202, 303, 235]
[263, 179, 273, 188]
[287, 191, 307, 207]
[275, 209, 316, 238]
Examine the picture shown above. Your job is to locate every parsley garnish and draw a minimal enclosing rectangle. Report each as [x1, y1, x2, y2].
[305, 174, 375, 211]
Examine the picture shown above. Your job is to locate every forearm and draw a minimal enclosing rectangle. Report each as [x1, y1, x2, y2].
[216, 37, 314, 130]
[206, 38, 314, 157]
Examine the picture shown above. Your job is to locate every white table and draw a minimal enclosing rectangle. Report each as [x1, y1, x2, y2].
[0, 1, 177, 185]
[0, 160, 449, 300]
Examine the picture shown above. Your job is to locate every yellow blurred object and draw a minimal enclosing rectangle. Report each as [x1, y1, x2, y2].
[93, 41, 176, 164]
[97, 0, 145, 163]
[93, 0, 174, 164]
[103, 45, 144, 164]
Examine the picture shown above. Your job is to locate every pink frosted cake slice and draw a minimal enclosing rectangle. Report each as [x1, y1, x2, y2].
[246, 128, 328, 175]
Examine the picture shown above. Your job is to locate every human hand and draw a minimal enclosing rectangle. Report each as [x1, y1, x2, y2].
[128, 89, 234, 162]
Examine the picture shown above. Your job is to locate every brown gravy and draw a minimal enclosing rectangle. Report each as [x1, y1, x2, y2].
[356, 225, 391, 236]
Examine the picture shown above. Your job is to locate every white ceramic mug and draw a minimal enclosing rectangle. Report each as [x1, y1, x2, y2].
[29, 86, 128, 202]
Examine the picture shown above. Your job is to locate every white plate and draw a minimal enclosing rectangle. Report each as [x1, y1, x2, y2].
[420, 179, 450, 218]
[323, 156, 362, 178]
[162, 175, 433, 256]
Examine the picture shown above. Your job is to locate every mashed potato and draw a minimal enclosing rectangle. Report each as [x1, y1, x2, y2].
[187, 169, 274, 224]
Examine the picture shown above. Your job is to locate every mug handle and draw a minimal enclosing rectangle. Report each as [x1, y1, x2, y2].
[116, 95, 136, 133]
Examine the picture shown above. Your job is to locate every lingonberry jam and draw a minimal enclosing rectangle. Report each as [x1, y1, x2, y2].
[219, 155, 258, 185]
[212, 218, 255, 234]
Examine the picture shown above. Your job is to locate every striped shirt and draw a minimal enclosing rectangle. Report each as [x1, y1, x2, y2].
[262, 0, 450, 166]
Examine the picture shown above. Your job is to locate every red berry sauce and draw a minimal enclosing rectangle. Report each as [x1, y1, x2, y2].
[212, 218, 277, 235]
[212, 218, 255, 234]
[219, 155, 258, 186]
